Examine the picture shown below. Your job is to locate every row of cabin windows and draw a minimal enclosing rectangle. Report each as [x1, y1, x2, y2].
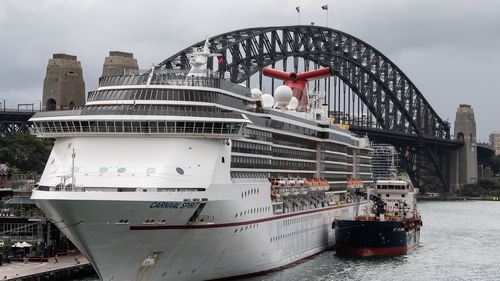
[231, 156, 316, 170]
[34, 120, 244, 135]
[234, 223, 260, 233]
[82, 104, 242, 119]
[269, 120, 318, 137]
[88, 89, 247, 109]
[272, 159, 316, 170]
[98, 75, 148, 87]
[357, 166, 372, 173]
[241, 188, 260, 198]
[324, 153, 348, 163]
[357, 157, 372, 165]
[231, 156, 271, 169]
[235, 206, 270, 218]
[324, 163, 351, 172]
[377, 185, 408, 190]
[244, 128, 273, 142]
[273, 134, 316, 150]
[273, 147, 316, 160]
[326, 143, 348, 153]
[283, 213, 322, 226]
[232, 140, 272, 155]
[270, 224, 324, 243]
[230, 172, 270, 178]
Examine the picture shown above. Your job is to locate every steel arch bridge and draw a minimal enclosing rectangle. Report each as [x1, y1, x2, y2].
[159, 25, 462, 192]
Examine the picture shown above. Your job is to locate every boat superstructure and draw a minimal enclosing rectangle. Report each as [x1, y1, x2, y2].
[30, 40, 373, 281]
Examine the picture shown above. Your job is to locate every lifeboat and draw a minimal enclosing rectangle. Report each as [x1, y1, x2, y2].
[307, 178, 329, 192]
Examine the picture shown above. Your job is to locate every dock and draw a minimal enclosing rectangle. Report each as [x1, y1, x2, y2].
[1, 254, 94, 281]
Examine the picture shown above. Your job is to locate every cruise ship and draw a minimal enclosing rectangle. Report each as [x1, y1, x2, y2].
[30, 40, 373, 281]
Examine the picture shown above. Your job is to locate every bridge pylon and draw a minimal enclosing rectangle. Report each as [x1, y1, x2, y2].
[450, 104, 478, 190]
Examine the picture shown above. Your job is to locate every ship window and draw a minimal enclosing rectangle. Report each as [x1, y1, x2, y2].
[222, 157, 225, 163]
[402, 194, 405, 197]
[386, 194, 390, 197]
[176, 167, 185, 175]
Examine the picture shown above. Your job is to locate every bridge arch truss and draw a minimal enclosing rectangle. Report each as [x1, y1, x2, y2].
[160, 26, 460, 192]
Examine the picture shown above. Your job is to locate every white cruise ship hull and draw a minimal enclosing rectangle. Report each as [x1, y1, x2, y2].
[32, 188, 360, 281]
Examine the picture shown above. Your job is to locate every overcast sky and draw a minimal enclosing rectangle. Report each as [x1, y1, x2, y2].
[1, 0, 499, 140]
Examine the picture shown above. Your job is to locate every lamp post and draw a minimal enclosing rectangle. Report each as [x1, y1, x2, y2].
[1, 99, 5, 111]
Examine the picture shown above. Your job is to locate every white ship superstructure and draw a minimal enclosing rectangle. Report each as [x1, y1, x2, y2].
[30, 42, 372, 281]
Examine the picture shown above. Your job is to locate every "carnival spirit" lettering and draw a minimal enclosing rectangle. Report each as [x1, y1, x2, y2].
[149, 201, 200, 209]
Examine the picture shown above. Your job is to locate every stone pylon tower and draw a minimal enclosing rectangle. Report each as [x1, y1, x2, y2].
[450, 104, 478, 189]
[42, 54, 85, 111]
[102, 51, 138, 77]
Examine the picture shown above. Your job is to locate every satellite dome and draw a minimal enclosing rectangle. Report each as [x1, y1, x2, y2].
[261, 94, 275, 108]
[274, 85, 293, 108]
[251, 88, 263, 100]
[288, 96, 299, 110]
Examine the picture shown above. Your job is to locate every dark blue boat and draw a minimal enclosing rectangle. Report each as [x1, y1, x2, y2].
[334, 179, 422, 257]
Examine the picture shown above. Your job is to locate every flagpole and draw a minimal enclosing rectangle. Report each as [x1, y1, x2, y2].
[321, 4, 329, 28]
[296, 6, 301, 25]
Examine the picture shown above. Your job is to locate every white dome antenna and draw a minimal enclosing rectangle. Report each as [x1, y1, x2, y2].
[274, 85, 293, 109]
[288, 96, 299, 110]
[261, 94, 275, 108]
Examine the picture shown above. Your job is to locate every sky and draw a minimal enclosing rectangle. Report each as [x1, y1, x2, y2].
[1, 0, 499, 141]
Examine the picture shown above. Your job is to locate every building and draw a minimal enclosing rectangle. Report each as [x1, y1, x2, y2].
[370, 144, 399, 180]
[489, 131, 500, 155]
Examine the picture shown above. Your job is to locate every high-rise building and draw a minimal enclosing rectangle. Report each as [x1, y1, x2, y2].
[489, 131, 500, 155]
[370, 144, 399, 180]
[42, 54, 85, 111]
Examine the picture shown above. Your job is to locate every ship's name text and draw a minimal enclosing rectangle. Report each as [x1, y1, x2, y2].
[150, 201, 199, 209]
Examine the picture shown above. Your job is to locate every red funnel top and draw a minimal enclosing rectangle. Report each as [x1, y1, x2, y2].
[263, 66, 333, 110]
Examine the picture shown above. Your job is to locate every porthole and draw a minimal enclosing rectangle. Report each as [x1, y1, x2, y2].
[176, 167, 185, 175]
[117, 167, 126, 173]
[99, 167, 108, 173]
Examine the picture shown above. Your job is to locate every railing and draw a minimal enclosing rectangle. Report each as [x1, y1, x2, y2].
[0, 108, 40, 113]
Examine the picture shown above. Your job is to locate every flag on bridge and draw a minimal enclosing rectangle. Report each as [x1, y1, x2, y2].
[296, 6, 300, 13]
[321, 4, 328, 10]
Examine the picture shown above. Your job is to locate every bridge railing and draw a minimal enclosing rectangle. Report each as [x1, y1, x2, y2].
[0, 108, 40, 113]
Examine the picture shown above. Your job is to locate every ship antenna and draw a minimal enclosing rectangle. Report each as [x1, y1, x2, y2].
[71, 148, 76, 191]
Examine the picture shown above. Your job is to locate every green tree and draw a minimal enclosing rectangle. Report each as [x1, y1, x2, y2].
[0, 133, 53, 174]
[490, 155, 500, 175]
[1, 238, 12, 256]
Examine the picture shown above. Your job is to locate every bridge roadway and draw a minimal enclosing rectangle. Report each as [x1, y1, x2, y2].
[0, 109, 36, 136]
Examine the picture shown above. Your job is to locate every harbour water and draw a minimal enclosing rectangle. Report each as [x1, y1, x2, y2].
[73, 201, 500, 281]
